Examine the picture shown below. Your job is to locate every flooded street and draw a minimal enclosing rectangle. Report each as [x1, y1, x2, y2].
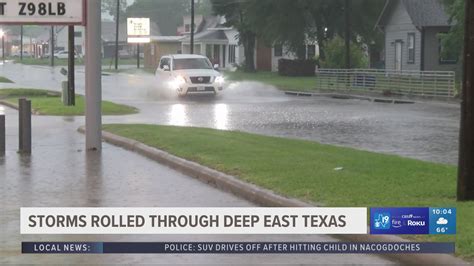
[1, 64, 461, 164]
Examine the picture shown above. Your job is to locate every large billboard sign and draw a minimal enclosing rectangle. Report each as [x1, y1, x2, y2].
[0, 0, 85, 25]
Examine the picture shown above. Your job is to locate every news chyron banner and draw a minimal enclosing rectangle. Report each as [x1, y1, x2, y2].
[20, 207, 456, 255]
[21, 207, 367, 235]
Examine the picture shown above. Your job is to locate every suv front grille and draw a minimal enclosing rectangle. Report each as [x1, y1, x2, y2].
[190, 76, 211, 84]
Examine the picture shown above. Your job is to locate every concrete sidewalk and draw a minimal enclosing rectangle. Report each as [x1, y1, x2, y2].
[0, 105, 394, 264]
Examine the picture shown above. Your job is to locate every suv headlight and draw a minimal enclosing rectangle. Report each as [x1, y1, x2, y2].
[215, 76, 225, 84]
[175, 76, 187, 85]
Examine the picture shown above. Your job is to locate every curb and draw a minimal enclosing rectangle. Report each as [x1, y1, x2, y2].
[284, 90, 461, 105]
[78, 126, 469, 265]
[0, 100, 41, 115]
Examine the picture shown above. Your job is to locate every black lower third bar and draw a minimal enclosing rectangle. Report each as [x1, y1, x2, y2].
[22, 242, 455, 254]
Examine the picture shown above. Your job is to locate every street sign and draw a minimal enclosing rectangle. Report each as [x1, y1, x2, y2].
[0, 0, 85, 25]
[127, 17, 150, 43]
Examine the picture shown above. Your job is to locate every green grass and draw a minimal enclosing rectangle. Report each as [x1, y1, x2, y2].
[0, 88, 138, 116]
[225, 71, 317, 92]
[0, 76, 13, 83]
[103, 124, 473, 261]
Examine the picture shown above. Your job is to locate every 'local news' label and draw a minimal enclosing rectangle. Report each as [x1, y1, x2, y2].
[21, 207, 367, 235]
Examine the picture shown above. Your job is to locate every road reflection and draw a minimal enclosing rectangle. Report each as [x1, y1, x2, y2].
[168, 104, 187, 126]
[214, 104, 229, 130]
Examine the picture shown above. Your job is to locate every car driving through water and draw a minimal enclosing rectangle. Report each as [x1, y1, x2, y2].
[155, 54, 225, 97]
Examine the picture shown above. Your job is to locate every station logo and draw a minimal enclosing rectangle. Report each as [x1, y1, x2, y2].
[370, 207, 429, 235]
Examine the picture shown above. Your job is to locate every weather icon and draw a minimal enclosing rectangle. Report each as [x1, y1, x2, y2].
[436, 217, 448, 225]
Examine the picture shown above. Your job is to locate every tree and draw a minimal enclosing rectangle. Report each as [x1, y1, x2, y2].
[196, 0, 213, 16]
[102, 0, 127, 22]
[320, 36, 368, 69]
[126, 0, 190, 35]
[238, 0, 384, 62]
[441, 0, 465, 62]
[211, 0, 257, 72]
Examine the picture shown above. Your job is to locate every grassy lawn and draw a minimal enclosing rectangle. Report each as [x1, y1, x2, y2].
[224, 71, 316, 92]
[0, 76, 13, 83]
[0, 89, 138, 116]
[103, 124, 473, 261]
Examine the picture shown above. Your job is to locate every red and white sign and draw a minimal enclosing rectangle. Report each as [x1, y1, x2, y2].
[0, 0, 85, 25]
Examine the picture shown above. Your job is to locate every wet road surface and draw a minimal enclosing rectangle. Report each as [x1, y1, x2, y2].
[0, 63, 460, 164]
[0, 105, 394, 264]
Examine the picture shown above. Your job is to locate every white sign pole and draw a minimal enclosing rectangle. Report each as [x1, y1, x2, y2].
[85, 0, 102, 151]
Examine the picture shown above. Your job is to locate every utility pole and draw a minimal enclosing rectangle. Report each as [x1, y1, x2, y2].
[20, 25, 23, 62]
[1, 32, 4, 64]
[50, 26, 54, 67]
[67, 26, 75, 106]
[190, 0, 195, 54]
[85, 0, 102, 151]
[344, 0, 351, 69]
[114, 0, 120, 70]
[458, 0, 474, 201]
[137, 43, 140, 69]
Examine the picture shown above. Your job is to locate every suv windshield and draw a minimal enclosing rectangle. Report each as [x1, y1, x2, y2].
[173, 58, 212, 70]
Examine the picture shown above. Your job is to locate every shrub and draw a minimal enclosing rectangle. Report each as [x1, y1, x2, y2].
[320, 36, 368, 69]
[278, 59, 316, 76]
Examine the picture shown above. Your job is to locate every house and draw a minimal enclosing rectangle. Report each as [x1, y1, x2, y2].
[143, 15, 319, 72]
[375, 0, 461, 72]
[257, 39, 318, 72]
[180, 16, 245, 70]
[143, 36, 184, 70]
[180, 15, 318, 72]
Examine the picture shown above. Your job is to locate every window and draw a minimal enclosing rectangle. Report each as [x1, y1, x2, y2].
[74, 31, 82, 38]
[274, 45, 283, 57]
[307, 45, 316, 59]
[185, 24, 191, 33]
[439, 33, 459, 64]
[407, 33, 415, 64]
[159, 58, 170, 69]
[173, 58, 212, 70]
[206, 44, 213, 58]
[228, 45, 236, 63]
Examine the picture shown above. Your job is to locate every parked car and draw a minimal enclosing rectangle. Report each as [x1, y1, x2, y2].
[155, 54, 225, 97]
[118, 50, 132, 59]
[55, 51, 78, 59]
[11, 51, 32, 58]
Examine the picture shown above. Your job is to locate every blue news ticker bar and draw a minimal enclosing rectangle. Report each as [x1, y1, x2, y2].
[22, 242, 455, 254]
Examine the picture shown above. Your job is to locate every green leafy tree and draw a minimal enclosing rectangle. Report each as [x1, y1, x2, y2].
[126, 0, 190, 35]
[196, 0, 213, 16]
[320, 36, 368, 68]
[211, 0, 257, 72]
[241, 0, 384, 62]
[102, 0, 127, 22]
[441, 0, 465, 61]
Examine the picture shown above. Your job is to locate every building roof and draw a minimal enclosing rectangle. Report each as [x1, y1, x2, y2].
[376, 0, 451, 29]
[182, 29, 229, 44]
[150, 36, 185, 43]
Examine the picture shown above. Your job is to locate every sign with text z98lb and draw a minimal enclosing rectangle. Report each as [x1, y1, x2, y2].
[0, 0, 84, 25]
